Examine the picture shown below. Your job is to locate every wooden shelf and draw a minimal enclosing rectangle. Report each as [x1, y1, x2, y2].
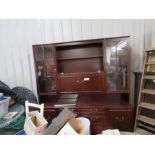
[138, 115, 155, 126]
[143, 75, 155, 80]
[145, 61, 155, 65]
[139, 102, 155, 110]
[141, 89, 155, 95]
[106, 90, 130, 94]
[39, 75, 56, 78]
[55, 40, 103, 47]
[57, 55, 103, 61]
[58, 71, 104, 76]
[145, 48, 155, 52]
[39, 92, 57, 96]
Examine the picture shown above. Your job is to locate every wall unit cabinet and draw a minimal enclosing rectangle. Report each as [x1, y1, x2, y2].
[33, 36, 132, 134]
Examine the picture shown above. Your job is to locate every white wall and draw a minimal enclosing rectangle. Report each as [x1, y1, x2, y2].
[0, 19, 155, 97]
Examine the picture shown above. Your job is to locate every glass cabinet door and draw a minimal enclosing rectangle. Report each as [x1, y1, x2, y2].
[33, 45, 57, 94]
[105, 38, 129, 92]
[106, 41, 117, 91]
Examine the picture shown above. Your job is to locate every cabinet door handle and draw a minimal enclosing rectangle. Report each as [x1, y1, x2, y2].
[70, 109, 74, 112]
[89, 109, 93, 112]
[121, 116, 124, 120]
[76, 80, 84, 84]
[95, 117, 98, 120]
[115, 116, 119, 120]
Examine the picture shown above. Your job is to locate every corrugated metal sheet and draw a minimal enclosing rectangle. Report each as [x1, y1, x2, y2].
[0, 19, 155, 97]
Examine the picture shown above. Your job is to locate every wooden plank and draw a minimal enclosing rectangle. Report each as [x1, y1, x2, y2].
[134, 51, 148, 130]
[145, 61, 155, 65]
[138, 123, 155, 133]
[43, 108, 77, 135]
[139, 102, 155, 110]
[145, 48, 155, 52]
[141, 89, 155, 95]
[134, 127, 153, 135]
[143, 75, 155, 79]
[138, 115, 155, 126]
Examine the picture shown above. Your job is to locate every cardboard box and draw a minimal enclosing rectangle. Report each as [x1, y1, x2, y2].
[24, 111, 48, 135]
[57, 117, 83, 135]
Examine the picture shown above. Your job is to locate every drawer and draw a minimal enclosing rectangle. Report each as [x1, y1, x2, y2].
[89, 108, 105, 113]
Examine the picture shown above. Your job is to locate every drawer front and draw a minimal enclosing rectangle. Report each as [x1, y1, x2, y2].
[59, 74, 104, 92]
[59, 76, 77, 92]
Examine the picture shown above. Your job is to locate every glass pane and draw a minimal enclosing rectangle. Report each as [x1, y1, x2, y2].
[44, 47, 54, 76]
[106, 41, 117, 91]
[34, 47, 44, 77]
[117, 40, 128, 90]
[39, 77, 57, 92]
[46, 77, 57, 91]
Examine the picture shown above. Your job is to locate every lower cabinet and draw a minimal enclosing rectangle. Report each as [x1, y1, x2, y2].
[44, 107, 133, 134]
[107, 109, 132, 131]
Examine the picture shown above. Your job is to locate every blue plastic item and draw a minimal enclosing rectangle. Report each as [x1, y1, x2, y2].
[16, 130, 26, 135]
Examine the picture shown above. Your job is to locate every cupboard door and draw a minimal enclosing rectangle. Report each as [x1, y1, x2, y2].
[90, 115, 105, 134]
[33, 45, 58, 95]
[105, 37, 130, 92]
[108, 109, 132, 131]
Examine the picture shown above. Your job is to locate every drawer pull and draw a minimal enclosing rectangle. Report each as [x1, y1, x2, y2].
[115, 116, 119, 120]
[84, 77, 89, 81]
[77, 77, 90, 84]
[121, 116, 124, 120]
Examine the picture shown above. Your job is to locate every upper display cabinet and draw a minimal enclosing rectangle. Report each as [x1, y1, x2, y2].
[32, 36, 130, 99]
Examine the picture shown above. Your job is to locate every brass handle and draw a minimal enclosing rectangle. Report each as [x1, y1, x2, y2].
[121, 116, 124, 120]
[90, 109, 93, 112]
[115, 116, 119, 120]
[76, 80, 85, 83]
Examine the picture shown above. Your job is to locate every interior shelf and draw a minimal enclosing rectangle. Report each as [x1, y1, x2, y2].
[58, 71, 104, 76]
[57, 55, 103, 61]
[39, 92, 57, 96]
